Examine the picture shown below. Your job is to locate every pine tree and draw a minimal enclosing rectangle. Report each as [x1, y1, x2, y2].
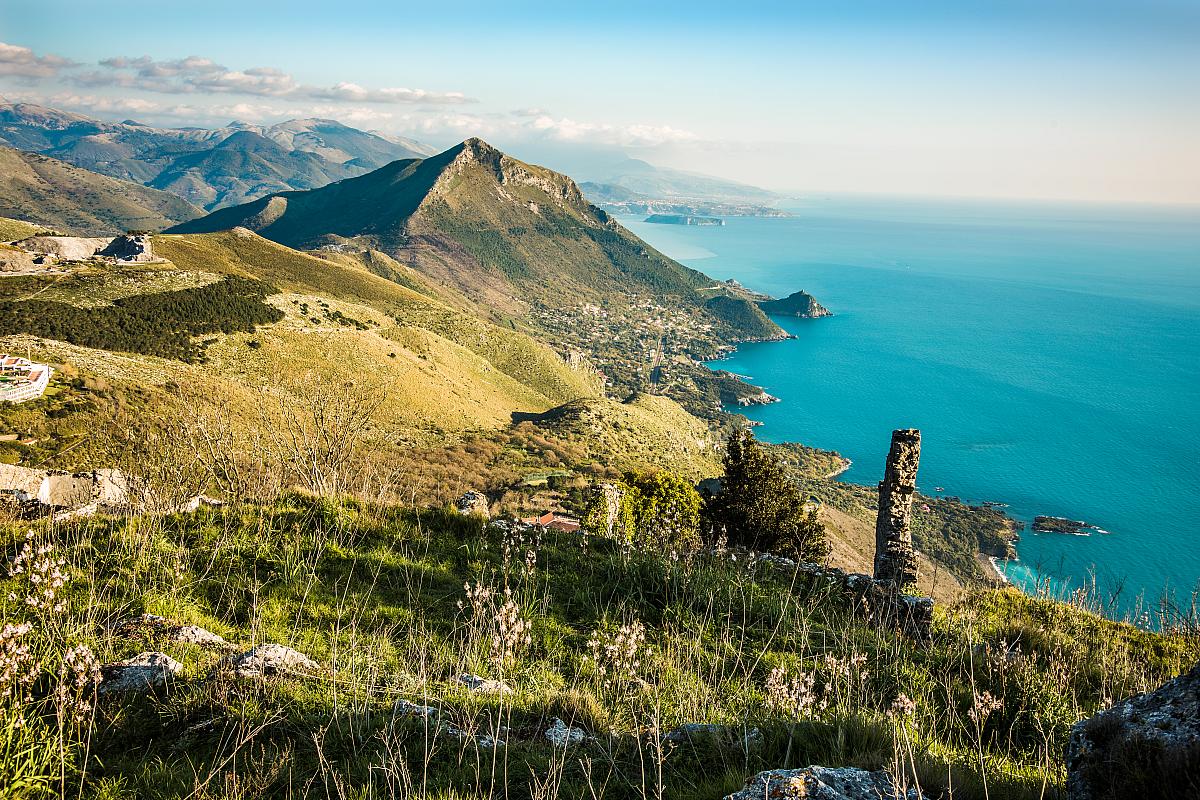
[705, 430, 830, 562]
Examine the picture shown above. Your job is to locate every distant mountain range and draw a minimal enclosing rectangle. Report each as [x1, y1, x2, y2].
[578, 157, 788, 218]
[0, 102, 436, 211]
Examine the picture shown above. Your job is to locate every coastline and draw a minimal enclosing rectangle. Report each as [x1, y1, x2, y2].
[705, 310, 1026, 593]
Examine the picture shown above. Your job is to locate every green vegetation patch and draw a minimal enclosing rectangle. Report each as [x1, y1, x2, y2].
[0, 276, 284, 362]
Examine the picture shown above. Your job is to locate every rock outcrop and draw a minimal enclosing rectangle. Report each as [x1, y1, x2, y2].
[0, 465, 132, 516]
[544, 717, 587, 747]
[757, 290, 833, 319]
[455, 490, 490, 518]
[97, 233, 156, 262]
[99, 652, 182, 694]
[457, 673, 513, 695]
[114, 614, 233, 651]
[724, 766, 925, 800]
[14, 236, 111, 261]
[220, 644, 320, 679]
[874, 429, 921, 587]
[1066, 660, 1200, 800]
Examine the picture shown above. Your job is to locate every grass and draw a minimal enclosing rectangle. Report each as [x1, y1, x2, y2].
[0, 216, 47, 241]
[1, 493, 1195, 799]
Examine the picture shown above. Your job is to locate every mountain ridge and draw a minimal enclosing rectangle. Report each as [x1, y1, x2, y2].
[0, 102, 437, 211]
[169, 138, 777, 333]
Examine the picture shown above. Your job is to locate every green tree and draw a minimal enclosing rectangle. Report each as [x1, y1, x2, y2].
[625, 470, 702, 553]
[705, 430, 830, 561]
[582, 470, 702, 553]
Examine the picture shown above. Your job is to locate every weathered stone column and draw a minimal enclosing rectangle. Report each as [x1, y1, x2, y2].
[873, 428, 921, 586]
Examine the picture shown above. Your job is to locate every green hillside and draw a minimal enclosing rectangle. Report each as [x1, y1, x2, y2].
[0, 147, 202, 235]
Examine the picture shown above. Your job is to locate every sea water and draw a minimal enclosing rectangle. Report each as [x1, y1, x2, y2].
[621, 197, 1200, 619]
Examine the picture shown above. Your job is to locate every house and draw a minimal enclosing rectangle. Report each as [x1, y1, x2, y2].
[0, 354, 53, 403]
[520, 511, 582, 533]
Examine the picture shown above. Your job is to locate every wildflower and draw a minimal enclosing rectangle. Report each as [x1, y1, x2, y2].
[587, 618, 647, 689]
[764, 665, 817, 718]
[0, 622, 37, 702]
[491, 588, 533, 666]
[969, 690, 1003, 724]
[56, 645, 101, 718]
[890, 693, 917, 718]
[9, 538, 68, 615]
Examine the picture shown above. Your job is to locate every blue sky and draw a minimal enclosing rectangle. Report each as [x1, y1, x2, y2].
[2, 0, 1197, 203]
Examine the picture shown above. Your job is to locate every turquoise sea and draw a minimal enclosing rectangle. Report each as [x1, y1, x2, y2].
[620, 197, 1200, 620]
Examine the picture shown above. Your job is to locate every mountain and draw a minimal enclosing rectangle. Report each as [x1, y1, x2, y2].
[147, 130, 353, 209]
[0, 102, 436, 211]
[169, 138, 784, 341]
[0, 147, 202, 235]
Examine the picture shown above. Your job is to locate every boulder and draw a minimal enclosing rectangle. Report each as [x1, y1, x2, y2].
[457, 673, 512, 695]
[114, 613, 233, 651]
[98, 234, 156, 263]
[1066, 661, 1200, 800]
[545, 717, 587, 747]
[455, 490, 490, 518]
[99, 652, 182, 694]
[220, 644, 320, 678]
[724, 766, 925, 800]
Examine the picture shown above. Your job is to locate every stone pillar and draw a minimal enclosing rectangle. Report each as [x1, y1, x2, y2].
[873, 429, 921, 586]
[598, 482, 622, 539]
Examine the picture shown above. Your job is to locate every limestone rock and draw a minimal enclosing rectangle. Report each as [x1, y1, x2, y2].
[457, 673, 512, 695]
[1066, 660, 1200, 799]
[14, 236, 110, 261]
[874, 429, 921, 587]
[545, 717, 587, 747]
[455, 490, 490, 518]
[724, 766, 925, 800]
[221, 644, 320, 678]
[99, 652, 182, 694]
[97, 234, 155, 263]
[114, 613, 233, 651]
[394, 699, 439, 719]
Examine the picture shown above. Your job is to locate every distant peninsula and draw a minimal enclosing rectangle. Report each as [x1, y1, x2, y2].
[645, 214, 725, 226]
[757, 290, 833, 318]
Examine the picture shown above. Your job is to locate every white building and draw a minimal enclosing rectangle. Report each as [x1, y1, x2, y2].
[0, 354, 52, 403]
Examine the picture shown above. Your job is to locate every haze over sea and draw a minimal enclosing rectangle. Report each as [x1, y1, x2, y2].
[622, 198, 1200, 619]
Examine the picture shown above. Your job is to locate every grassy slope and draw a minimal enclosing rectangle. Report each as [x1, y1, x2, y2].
[0, 230, 603, 475]
[153, 229, 599, 408]
[0, 147, 202, 235]
[3, 495, 1195, 799]
[0, 215, 47, 240]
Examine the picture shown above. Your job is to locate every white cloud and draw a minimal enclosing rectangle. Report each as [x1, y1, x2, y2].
[75, 53, 471, 104]
[0, 42, 77, 79]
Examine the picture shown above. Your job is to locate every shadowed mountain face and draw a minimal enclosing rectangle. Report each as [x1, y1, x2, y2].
[0, 103, 436, 211]
[0, 147, 202, 235]
[169, 138, 783, 340]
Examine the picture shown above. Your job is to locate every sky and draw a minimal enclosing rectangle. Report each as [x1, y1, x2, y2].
[1, 0, 1197, 204]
